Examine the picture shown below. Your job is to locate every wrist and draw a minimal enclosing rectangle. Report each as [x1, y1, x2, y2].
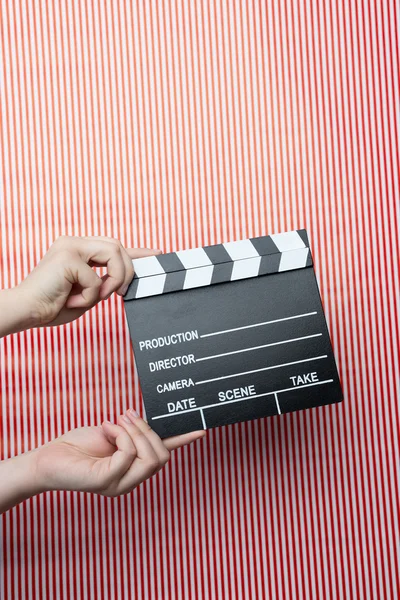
[26, 447, 51, 495]
[0, 449, 47, 514]
[13, 449, 48, 497]
[0, 287, 37, 337]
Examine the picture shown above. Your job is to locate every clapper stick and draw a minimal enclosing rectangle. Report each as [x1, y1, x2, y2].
[123, 230, 342, 438]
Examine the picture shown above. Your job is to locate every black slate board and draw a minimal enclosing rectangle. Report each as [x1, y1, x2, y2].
[123, 231, 342, 437]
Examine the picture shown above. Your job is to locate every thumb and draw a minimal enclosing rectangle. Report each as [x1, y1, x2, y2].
[101, 421, 137, 480]
[126, 248, 162, 259]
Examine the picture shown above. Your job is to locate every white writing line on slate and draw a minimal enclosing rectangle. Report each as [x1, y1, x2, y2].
[200, 311, 318, 338]
[195, 355, 328, 385]
[200, 409, 207, 429]
[151, 379, 334, 420]
[196, 333, 323, 362]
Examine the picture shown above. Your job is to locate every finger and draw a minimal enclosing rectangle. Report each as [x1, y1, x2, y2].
[125, 409, 170, 468]
[101, 421, 137, 479]
[117, 414, 159, 464]
[115, 415, 162, 494]
[117, 246, 162, 296]
[83, 240, 162, 297]
[114, 425, 191, 493]
[125, 409, 206, 452]
[163, 430, 207, 451]
[116, 245, 135, 296]
[87, 246, 161, 265]
[83, 236, 135, 296]
[78, 239, 126, 300]
[65, 263, 103, 309]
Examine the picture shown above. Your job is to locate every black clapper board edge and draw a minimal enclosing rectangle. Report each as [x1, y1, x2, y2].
[123, 229, 343, 438]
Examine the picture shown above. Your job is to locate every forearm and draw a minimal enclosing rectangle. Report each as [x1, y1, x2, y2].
[0, 449, 45, 514]
[0, 287, 35, 338]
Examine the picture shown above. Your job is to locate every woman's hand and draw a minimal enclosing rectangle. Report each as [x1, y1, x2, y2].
[0, 411, 205, 513]
[0, 235, 160, 336]
[33, 410, 205, 497]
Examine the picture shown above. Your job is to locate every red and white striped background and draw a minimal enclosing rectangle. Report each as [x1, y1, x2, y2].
[1, 1, 399, 598]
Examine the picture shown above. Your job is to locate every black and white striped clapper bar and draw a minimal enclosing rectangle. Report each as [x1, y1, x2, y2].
[123, 229, 343, 438]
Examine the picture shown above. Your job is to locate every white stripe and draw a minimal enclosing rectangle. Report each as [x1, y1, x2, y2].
[176, 247, 212, 269]
[279, 247, 309, 271]
[135, 273, 166, 298]
[270, 230, 306, 251]
[223, 238, 260, 260]
[183, 264, 214, 289]
[230, 255, 261, 280]
[132, 254, 165, 277]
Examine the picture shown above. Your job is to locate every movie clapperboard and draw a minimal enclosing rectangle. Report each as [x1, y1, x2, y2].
[123, 230, 343, 438]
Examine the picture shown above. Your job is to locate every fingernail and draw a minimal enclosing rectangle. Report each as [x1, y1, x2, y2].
[120, 284, 129, 295]
[121, 415, 131, 424]
[128, 408, 139, 418]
